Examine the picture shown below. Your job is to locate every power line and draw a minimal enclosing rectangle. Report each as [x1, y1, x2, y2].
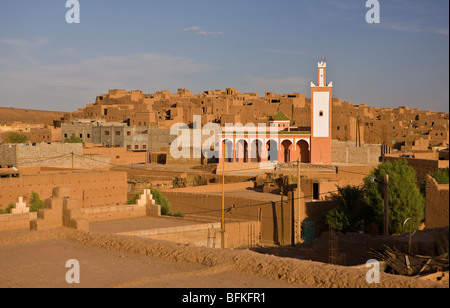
[180, 183, 368, 216]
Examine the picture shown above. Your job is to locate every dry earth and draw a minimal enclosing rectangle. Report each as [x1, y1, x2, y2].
[0, 228, 447, 289]
[0, 107, 65, 125]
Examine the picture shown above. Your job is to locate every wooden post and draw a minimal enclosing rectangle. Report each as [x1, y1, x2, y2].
[280, 187, 285, 246]
[384, 174, 389, 237]
[297, 159, 301, 244]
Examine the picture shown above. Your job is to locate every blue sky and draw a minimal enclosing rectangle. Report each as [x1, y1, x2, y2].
[0, 0, 448, 113]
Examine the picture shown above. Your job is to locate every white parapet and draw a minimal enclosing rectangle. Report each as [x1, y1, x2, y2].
[11, 197, 30, 215]
[136, 189, 156, 207]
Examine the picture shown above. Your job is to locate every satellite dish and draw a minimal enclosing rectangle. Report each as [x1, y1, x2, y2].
[12, 167, 18, 171]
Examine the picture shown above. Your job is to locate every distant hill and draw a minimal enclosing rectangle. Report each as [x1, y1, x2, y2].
[0, 107, 66, 126]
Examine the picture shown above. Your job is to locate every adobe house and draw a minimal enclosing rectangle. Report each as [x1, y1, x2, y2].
[219, 60, 333, 165]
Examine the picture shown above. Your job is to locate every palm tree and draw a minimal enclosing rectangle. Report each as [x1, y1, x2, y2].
[327, 185, 368, 232]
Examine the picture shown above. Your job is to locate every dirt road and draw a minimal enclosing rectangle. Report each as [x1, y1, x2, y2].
[0, 228, 446, 288]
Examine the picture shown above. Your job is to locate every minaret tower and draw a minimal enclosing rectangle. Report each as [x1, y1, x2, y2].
[310, 58, 333, 164]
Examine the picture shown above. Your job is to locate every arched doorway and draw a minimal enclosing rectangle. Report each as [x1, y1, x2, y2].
[222, 140, 234, 163]
[236, 139, 249, 163]
[267, 140, 278, 162]
[250, 139, 263, 163]
[281, 140, 293, 163]
[297, 140, 310, 163]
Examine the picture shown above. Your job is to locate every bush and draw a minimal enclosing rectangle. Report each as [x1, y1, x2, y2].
[126, 193, 140, 205]
[5, 132, 28, 144]
[29, 192, 45, 212]
[0, 203, 15, 214]
[64, 134, 85, 146]
[170, 210, 184, 218]
[150, 188, 171, 216]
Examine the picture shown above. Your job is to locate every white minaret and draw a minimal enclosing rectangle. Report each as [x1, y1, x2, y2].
[310, 59, 333, 164]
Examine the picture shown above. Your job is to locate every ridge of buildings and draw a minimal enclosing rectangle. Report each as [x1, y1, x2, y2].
[61, 87, 448, 151]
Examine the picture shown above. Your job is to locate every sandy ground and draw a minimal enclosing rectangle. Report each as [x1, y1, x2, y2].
[0, 228, 447, 289]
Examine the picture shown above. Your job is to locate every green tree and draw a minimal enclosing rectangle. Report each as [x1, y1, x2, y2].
[364, 159, 425, 235]
[325, 208, 352, 233]
[64, 134, 85, 146]
[5, 132, 29, 144]
[430, 168, 449, 184]
[326, 185, 368, 232]
[420, 168, 449, 196]
[29, 192, 45, 212]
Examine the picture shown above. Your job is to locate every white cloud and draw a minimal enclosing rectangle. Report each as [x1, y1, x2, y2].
[182, 26, 224, 36]
[183, 26, 201, 32]
[379, 20, 449, 36]
[0, 51, 214, 111]
[195, 31, 224, 37]
[1, 37, 49, 49]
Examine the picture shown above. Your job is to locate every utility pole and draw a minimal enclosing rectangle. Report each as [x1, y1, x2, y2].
[280, 187, 285, 246]
[384, 174, 389, 237]
[221, 143, 226, 248]
[221, 145, 225, 231]
[297, 158, 301, 244]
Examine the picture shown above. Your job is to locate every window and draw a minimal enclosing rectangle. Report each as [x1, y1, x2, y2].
[337, 126, 340, 131]
[105, 131, 110, 136]
[135, 145, 139, 150]
[115, 131, 121, 136]
[127, 145, 131, 150]
[87, 134, 90, 139]
[79, 134, 83, 138]
[143, 145, 147, 150]
[319, 111, 324, 117]
[313, 183, 320, 200]
[64, 134, 68, 138]
[127, 131, 131, 136]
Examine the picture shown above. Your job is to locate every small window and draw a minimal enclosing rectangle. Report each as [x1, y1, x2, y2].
[127, 131, 131, 136]
[127, 145, 131, 150]
[135, 145, 139, 150]
[143, 145, 147, 150]
[115, 131, 121, 136]
[79, 134, 83, 138]
[105, 131, 110, 136]
[64, 134, 68, 138]
[87, 134, 91, 139]
[337, 126, 340, 131]
[319, 111, 324, 117]
[313, 183, 320, 200]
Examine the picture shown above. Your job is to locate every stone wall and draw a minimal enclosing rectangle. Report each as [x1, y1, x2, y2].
[0, 170, 127, 210]
[83, 147, 146, 166]
[331, 140, 382, 164]
[425, 175, 449, 229]
[0, 212, 37, 231]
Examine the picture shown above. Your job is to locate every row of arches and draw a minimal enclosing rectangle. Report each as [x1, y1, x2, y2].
[221, 139, 310, 163]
